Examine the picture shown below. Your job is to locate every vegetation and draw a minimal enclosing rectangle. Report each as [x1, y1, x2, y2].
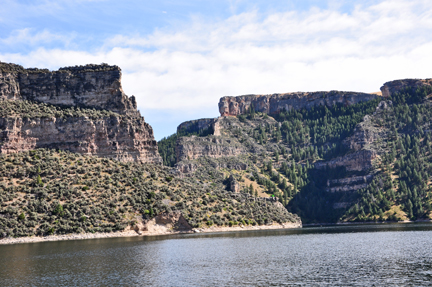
[0, 149, 297, 238]
[341, 86, 432, 222]
[166, 85, 432, 224]
[158, 125, 214, 167]
[0, 99, 122, 119]
[0, 61, 117, 74]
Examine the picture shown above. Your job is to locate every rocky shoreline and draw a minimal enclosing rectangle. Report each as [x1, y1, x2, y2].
[0, 222, 301, 245]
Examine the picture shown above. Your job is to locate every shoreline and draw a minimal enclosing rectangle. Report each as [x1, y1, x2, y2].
[0, 222, 301, 245]
[303, 219, 432, 227]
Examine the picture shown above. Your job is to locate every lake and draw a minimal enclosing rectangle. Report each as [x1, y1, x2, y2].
[1, 223, 432, 286]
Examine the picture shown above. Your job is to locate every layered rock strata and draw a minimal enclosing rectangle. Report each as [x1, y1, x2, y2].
[176, 135, 245, 162]
[0, 62, 161, 163]
[1, 62, 138, 115]
[219, 91, 378, 116]
[315, 101, 392, 193]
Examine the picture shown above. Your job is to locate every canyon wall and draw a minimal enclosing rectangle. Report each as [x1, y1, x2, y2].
[0, 62, 161, 164]
[176, 136, 245, 162]
[219, 91, 378, 116]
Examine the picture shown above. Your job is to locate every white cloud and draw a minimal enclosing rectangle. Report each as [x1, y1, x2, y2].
[1, 0, 432, 138]
[0, 29, 75, 47]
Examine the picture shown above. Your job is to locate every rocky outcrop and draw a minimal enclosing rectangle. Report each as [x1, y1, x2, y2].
[0, 71, 20, 101]
[326, 174, 374, 193]
[315, 149, 378, 172]
[176, 135, 245, 162]
[343, 113, 387, 152]
[175, 157, 248, 175]
[315, 101, 392, 194]
[380, 78, 432, 97]
[154, 211, 192, 231]
[1, 62, 138, 115]
[228, 174, 240, 193]
[0, 115, 159, 163]
[0, 61, 162, 164]
[177, 118, 216, 134]
[319, 101, 389, 173]
[219, 91, 378, 116]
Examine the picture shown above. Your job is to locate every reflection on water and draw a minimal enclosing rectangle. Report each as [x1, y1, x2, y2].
[1, 223, 432, 286]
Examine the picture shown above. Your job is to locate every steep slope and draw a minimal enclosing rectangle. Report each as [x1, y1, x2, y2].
[0, 62, 161, 163]
[160, 82, 432, 223]
[0, 149, 300, 238]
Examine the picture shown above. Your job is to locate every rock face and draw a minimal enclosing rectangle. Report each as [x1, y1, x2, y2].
[228, 174, 240, 193]
[0, 62, 161, 163]
[1, 63, 138, 115]
[219, 91, 378, 116]
[315, 149, 378, 172]
[177, 118, 217, 134]
[176, 135, 245, 162]
[154, 211, 192, 231]
[0, 116, 159, 162]
[326, 174, 374, 193]
[380, 78, 432, 98]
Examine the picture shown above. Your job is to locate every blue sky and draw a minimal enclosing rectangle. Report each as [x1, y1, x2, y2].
[1, 0, 432, 140]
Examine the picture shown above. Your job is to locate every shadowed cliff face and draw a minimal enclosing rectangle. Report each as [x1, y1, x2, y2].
[0, 62, 161, 164]
[218, 91, 378, 117]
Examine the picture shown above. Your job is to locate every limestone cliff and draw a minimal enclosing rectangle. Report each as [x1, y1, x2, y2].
[1, 62, 138, 115]
[0, 61, 161, 164]
[219, 91, 377, 116]
[176, 135, 245, 162]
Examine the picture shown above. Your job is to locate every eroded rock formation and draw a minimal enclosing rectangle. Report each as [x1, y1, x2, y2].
[176, 135, 245, 162]
[219, 91, 377, 116]
[0, 61, 161, 163]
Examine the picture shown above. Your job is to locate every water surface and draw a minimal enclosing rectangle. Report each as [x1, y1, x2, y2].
[1, 223, 432, 286]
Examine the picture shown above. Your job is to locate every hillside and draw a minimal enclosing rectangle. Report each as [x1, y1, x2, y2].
[159, 80, 432, 224]
[0, 61, 300, 240]
[0, 149, 299, 238]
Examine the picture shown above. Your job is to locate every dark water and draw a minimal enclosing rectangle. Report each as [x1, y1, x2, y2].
[1, 223, 432, 286]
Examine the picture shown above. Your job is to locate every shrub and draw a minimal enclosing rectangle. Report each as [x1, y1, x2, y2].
[53, 204, 64, 216]
[18, 213, 25, 221]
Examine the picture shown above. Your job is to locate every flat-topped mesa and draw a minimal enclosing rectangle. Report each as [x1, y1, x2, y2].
[0, 61, 162, 164]
[0, 62, 139, 116]
[380, 78, 432, 98]
[219, 91, 378, 116]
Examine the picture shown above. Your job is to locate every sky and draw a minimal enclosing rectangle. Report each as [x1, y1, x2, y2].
[1, 0, 432, 140]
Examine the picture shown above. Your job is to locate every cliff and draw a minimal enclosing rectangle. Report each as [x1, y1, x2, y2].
[219, 91, 378, 116]
[176, 136, 245, 162]
[0, 62, 161, 164]
[177, 118, 217, 135]
[163, 80, 429, 224]
[380, 78, 432, 97]
[0, 62, 138, 115]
